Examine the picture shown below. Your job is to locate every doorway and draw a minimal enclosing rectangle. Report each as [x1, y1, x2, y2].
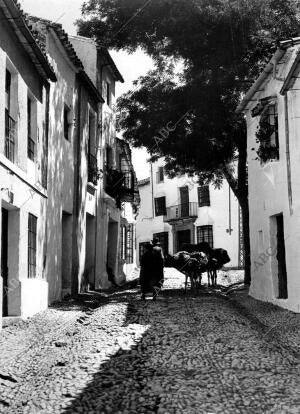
[84, 214, 96, 290]
[61, 211, 72, 293]
[177, 229, 191, 252]
[276, 214, 288, 299]
[107, 220, 119, 284]
[1, 208, 8, 316]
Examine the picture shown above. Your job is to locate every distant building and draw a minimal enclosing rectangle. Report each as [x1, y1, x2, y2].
[237, 38, 300, 312]
[136, 159, 241, 268]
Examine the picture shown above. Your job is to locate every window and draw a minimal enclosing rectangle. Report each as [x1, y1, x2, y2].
[156, 167, 164, 183]
[198, 185, 210, 207]
[104, 81, 111, 106]
[126, 224, 134, 264]
[256, 102, 279, 162]
[119, 224, 126, 260]
[268, 103, 279, 158]
[28, 214, 37, 278]
[88, 111, 98, 184]
[5, 69, 15, 162]
[154, 196, 166, 216]
[106, 146, 113, 169]
[27, 97, 35, 160]
[153, 232, 168, 257]
[5, 69, 11, 111]
[88, 111, 96, 155]
[197, 225, 214, 248]
[120, 224, 134, 263]
[64, 105, 70, 140]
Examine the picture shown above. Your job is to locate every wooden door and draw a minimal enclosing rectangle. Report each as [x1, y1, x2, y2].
[276, 214, 288, 299]
[180, 186, 189, 217]
[1, 208, 8, 316]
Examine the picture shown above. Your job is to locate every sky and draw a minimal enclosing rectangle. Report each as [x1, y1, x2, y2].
[20, 0, 152, 179]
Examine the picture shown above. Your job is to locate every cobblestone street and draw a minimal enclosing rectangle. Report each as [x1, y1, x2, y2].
[0, 270, 300, 414]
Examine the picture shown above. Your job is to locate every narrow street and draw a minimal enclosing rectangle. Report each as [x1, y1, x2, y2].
[0, 270, 300, 414]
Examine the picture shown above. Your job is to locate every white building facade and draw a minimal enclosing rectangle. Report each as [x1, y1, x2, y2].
[136, 159, 241, 268]
[238, 38, 300, 312]
[0, 4, 139, 329]
[0, 0, 56, 321]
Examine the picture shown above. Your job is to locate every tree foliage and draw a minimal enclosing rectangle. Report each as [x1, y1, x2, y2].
[77, 0, 299, 282]
[77, 0, 299, 192]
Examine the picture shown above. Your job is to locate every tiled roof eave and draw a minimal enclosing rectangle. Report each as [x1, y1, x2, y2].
[77, 71, 104, 103]
[98, 46, 124, 83]
[1, 0, 56, 82]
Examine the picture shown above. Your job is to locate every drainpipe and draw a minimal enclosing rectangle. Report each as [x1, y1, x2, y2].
[150, 162, 154, 218]
[284, 93, 293, 215]
[227, 186, 233, 235]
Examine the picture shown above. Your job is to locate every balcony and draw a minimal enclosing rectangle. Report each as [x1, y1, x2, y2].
[105, 168, 137, 207]
[5, 110, 16, 163]
[164, 202, 198, 222]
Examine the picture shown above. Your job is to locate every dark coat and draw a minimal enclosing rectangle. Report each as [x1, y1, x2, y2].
[140, 245, 164, 294]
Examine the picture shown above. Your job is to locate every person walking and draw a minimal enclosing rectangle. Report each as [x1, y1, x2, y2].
[139, 238, 164, 301]
[151, 238, 164, 298]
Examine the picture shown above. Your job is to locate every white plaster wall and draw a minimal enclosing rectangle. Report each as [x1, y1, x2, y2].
[136, 159, 240, 267]
[246, 52, 300, 312]
[20, 279, 48, 318]
[46, 33, 76, 303]
[0, 28, 48, 318]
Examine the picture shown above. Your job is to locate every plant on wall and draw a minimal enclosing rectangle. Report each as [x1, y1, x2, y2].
[255, 104, 279, 163]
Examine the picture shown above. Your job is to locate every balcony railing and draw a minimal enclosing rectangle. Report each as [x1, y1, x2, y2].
[88, 153, 99, 185]
[164, 202, 198, 222]
[5, 110, 16, 163]
[122, 170, 134, 191]
[105, 168, 137, 207]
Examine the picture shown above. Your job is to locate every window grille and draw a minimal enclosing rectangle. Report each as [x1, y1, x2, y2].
[267, 103, 279, 157]
[198, 185, 210, 207]
[28, 214, 37, 278]
[27, 97, 35, 160]
[5, 70, 15, 163]
[126, 224, 134, 264]
[154, 196, 166, 216]
[156, 167, 164, 183]
[64, 105, 70, 140]
[119, 225, 126, 260]
[196, 225, 214, 248]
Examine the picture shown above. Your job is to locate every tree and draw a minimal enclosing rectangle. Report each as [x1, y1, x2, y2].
[77, 0, 300, 284]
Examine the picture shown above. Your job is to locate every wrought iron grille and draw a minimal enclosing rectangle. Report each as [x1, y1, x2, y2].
[88, 153, 98, 185]
[5, 109, 16, 162]
[164, 202, 198, 221]
[196, 225, 214, 248]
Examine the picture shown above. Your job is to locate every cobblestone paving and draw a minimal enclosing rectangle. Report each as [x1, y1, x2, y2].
[0, 270, 300, 413]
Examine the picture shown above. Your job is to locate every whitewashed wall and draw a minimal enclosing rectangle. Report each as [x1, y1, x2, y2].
[245, 51, 300, 312]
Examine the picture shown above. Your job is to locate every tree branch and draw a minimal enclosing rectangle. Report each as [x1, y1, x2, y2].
[221, 165, 239, 200]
